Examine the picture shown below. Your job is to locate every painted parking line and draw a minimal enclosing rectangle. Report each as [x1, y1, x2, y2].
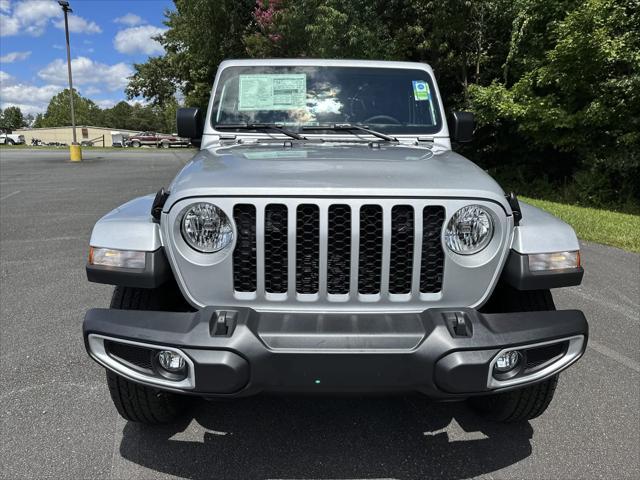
[589, 340, 640, 373]
[0, 190, 21, 201]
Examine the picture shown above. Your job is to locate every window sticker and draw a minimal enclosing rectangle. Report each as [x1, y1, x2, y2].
[412, 80, 430, 101]
[238, 74, 307, 111]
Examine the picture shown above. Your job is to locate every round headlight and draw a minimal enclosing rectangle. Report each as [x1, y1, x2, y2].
[445, 205, 494, 255]
[181, 203, 233, 253]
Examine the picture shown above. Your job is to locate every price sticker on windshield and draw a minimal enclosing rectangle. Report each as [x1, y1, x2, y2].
[412, 80, 430, 101]
[238, 74, 307, 111]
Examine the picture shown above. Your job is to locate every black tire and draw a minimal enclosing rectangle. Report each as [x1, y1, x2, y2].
[7, 138, 14, 145]
[131, 140, 141, 148]
[469, 287, 559, 422]
[106, 370, 184, 424]
[468, 374, 559, 423]
[105, 284, 191, 423]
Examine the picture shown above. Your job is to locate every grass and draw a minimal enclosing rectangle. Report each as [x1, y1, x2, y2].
[521, 196, 640, 253]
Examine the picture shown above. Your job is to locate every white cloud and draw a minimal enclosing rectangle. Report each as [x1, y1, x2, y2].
[113, 25, 165, 55]
[53, 14, 101, 34]
[0, 0, 100, 37]
[81, 85, 101, 96]
[0, 12, 20, 35]
[0, 50, 31, 63]
[0, 71, 63, 114]
[38, 56, 133, 91]
[94, 98, 117, 109]
[114, 13, 143, 26]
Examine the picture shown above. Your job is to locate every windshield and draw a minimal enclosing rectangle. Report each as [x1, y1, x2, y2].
[212, 66, 442, 135]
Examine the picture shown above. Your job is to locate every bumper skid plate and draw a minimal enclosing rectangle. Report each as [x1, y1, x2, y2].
[83, 307, 588, 399]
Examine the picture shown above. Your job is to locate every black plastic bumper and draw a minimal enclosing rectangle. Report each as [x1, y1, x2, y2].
[83, 306, 588, 399]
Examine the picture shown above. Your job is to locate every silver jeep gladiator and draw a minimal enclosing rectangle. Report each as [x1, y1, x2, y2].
[83, 59, 587, 424]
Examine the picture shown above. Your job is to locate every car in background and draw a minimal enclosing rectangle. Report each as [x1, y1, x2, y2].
[0, 130, 25, 145]
[127, 131, 190, 148]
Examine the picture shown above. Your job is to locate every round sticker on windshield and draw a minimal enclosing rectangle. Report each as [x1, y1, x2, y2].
[412, 80, 430, 101]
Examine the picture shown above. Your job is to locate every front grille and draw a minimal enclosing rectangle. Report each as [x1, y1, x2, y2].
[232, 201, 445, 300]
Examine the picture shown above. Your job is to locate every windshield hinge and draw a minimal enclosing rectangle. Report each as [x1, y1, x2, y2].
[415, 137, 434, 146]
[151, 188, 170, 223]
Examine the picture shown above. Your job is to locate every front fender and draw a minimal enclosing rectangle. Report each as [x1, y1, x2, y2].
[511, 201, 579, 254]
[89, 195, 162, 251]
[502, 201, 583, 290]
[87, 195, 171, 288]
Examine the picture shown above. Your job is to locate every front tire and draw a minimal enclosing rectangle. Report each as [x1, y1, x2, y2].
[107, 371, 184, 424]
[131, 140, 141, 148]
[469, 286, 560, 422]
[105, 285, 191, 423]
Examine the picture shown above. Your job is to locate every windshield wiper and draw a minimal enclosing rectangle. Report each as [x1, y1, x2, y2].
[215, 123, 307, 140]
[301, 123, 398, 142]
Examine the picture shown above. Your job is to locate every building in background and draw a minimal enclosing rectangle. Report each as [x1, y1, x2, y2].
[14, 126, 140, 146]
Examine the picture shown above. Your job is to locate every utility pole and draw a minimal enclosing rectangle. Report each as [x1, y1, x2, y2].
[58, 0, 81, 161]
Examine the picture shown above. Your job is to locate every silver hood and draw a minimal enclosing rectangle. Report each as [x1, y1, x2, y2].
[166, 142, 510, 212]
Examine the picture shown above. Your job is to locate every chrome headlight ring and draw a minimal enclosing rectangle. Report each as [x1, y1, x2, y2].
[179, 202, 234, 253]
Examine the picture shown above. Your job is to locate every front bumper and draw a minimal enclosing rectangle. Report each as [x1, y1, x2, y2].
[83, 307, 588, 399]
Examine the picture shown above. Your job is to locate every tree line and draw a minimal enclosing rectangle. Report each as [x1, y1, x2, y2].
[125, 0, 639, 211]
[0, 90, 178, 134]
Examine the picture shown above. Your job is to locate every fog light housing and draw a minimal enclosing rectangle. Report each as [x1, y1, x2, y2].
[157, 350, 186, 373]
[494, 350, 522, 373]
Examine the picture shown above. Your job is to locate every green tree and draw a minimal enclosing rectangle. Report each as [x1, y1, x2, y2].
[469, 0, 640, 207]
[1, 106, 24, 130]
[40, 89, 102, 127]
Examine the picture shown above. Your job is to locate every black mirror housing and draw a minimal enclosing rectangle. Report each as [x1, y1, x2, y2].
[449, 111, 475, 143]
[177, 108, 203, 141]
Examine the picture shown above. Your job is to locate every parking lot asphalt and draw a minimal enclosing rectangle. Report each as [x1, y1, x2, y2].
[0, 148, 638, 480]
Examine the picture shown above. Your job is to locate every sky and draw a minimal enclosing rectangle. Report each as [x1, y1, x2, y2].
[0, 0, 174, 115]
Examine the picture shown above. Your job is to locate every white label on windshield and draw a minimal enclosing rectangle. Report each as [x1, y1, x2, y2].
[238, 74, 307, 111]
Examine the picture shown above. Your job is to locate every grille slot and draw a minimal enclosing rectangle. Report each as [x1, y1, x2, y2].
[358, 205, 383, 294]
[233, 204, 257, 292]
[389, 205, 415, 294]
[327, 205, 351, 294]
[296, 204, 320, 293]
[420, 206, 445, 293]
[264, 204, 288, 293]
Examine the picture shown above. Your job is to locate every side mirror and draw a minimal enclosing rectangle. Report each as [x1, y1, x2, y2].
[177, 108, 203, 142]
[449, 111, 475, 143]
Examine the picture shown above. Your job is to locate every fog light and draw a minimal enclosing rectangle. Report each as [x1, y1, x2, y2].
[157, 351, 186, 372]
[494, 350, 521, 372]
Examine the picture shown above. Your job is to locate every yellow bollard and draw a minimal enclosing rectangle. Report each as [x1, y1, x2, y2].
[70, 144, 82, 162]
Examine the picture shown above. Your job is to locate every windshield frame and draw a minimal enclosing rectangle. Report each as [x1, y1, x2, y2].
[207, 60, 445, 139]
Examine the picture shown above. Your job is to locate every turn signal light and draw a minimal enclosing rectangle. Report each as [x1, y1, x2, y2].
[528, 251, 580, 272]
[89, 247, 146, 269]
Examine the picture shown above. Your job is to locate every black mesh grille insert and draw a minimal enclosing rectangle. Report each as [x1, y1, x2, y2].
[389, 205, 415, 294]
[358, 205, 383, 294]
[420, 206, 445, 293]
[264, 204, 288, 293]
[525, 342, 567, 370]
[327, 205, 351, 294]
[233, 204, 257, 292]
[296, 204, 320, 293]
[105, 341, 154, 371]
